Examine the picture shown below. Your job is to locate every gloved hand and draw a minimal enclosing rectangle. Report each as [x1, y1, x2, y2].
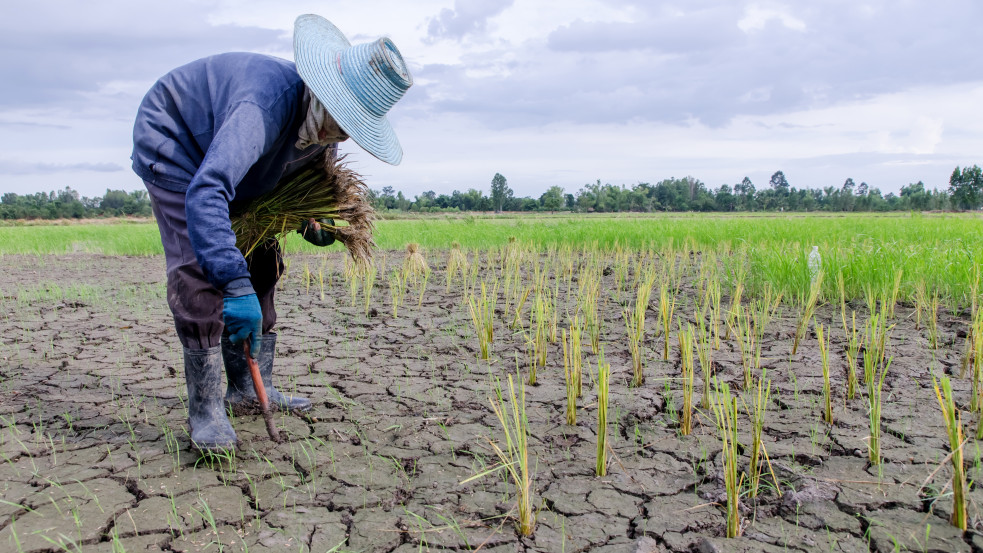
[223, 294, 263, 357]
[299, 218, 336, 247]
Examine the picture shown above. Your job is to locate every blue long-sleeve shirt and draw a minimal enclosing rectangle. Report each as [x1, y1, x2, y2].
[132, 52, 325, 293]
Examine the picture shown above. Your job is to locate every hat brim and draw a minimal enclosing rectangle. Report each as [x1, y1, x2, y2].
[293, 14, 403, 165]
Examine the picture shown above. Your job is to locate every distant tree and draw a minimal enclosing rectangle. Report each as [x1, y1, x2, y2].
[715, 184, 736, 211]
[490, 173, 512, 213]
[735, 177, 755, 210]
[949, 165, 983, 210]
[539, 186, 565, 211]
[769, 171, 789, 209]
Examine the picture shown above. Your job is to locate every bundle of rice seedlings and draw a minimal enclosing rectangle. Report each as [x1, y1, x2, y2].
[446, 241, 468, 288]
[403, 243, 429, 281]
[231, 152, 375, 264]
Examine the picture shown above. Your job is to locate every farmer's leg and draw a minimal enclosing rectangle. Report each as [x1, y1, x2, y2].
[146, 181, 236, 452]
[223, 240, 311, 411]
[145, 183, 223, 349]
[246, 239, 283, 334]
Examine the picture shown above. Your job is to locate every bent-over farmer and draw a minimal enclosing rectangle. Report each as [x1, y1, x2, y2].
[130, 15, 412, 452]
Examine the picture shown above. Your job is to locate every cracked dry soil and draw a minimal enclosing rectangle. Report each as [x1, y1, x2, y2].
[1, 252, 982, 553]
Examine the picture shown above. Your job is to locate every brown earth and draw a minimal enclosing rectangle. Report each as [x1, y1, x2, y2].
[0, 251, 981, 552]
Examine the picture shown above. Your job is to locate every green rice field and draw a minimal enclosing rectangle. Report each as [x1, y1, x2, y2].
[2, 212, 981, 309]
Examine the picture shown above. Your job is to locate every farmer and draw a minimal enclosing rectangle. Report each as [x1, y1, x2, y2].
[131, 15, 412, 452]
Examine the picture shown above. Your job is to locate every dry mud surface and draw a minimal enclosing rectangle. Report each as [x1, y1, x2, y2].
[1, 252, 982, 552]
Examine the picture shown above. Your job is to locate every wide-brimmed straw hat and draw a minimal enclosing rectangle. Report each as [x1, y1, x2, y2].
[293, 14, 412, 165]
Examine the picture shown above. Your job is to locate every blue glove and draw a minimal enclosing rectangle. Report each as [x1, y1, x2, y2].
[223, 294, 262, 357]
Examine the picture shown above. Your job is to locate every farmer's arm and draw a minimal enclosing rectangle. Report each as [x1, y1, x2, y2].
[185, 101, 282, 295]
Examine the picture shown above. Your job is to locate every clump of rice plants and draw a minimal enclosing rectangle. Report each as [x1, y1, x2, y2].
[932, 374, 967, 530]
[388, 269, 406, 317]
[361, 262, 377, 317]
[578, 266, 602, 353]
[596, 352, 611, 477]
[403, 243, 429, 280]
[843, 311, 862, 400]
[728, 304, 756, 389]
[746, 371, 772, 499]
[695, 314, 714, 409]
[816, 322, 833, 424]
[445, 241, 469, 291]
[723, 280, 745, 341]
[792, 270, 824, 355]
[658, 282, 677, 360]
[467, 282, 496, 360]
[562, 328, 578, 425]
[711, 380, 742, 538]
[678, 324, 695, 436]
[463, 370, 535, 536]
[624, 270, 656, 387]
[232, 153, 375, 262]
[863, 312, 892, 465]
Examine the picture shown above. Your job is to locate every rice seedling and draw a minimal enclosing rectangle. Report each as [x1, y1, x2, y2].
[932, 374, 967, 530]
[508, 286, 532, 330]
[596, 352, 611, 477]
[416, 267, 431, 308]
[886, 269, 903, 319]
[562, 329, 577, 425]
[970, 315, 983, 413]
[710, 379, 742, 538]
[531, 290, 549, 369]
[816, 322, 833, 424]
[694, 314, 714, 409]
[302, 261, 312, 295]
[723, 281, 744, 341]
[728, 304, 756, 389]
[844, 311, 862, 400]
[445, 241, 469, 291]
[569, 316, 584, 398]
[792, 270, 824, 355]
[678, 324, 695, 436]
[624, 269, 656, 387]
[750, 285, 781, 371]
[658, 282, 677, 360]
[388, 269, 406, 318]
[578, 266, 602, 353]
[927, 288, 941, 349]
[462, 370, 534, 536]
[746, 371, 771, 499]
[361, 263, 377, 316]
[232, 153, 375, 262]
[864, 343, 892, 464]
[467, 282, 496, 360]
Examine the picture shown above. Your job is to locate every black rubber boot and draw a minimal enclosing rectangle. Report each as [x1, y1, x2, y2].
[183, 346, 238, 453]
[222, 333, 312, 412]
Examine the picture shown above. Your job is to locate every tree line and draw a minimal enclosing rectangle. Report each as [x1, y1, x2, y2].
[2, 165, 980, 220]
[0, 188, 152, 220]
[373, 168, 978, 213]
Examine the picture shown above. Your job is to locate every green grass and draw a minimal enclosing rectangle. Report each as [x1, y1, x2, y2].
[2, 212, 981, 308]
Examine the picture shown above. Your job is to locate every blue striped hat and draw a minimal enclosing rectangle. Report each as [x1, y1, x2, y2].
[293, 14, 412, 165]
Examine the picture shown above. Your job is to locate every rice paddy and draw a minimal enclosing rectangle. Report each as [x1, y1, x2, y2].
[1, 211, 982, 551]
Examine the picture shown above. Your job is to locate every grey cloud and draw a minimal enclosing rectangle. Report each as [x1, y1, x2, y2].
[547, 9, 742, 54]
[0, 160, 124, 175]
[415, 1, 983, 128]
[0, 1, 287, 109]
[426, 0, 514, 41]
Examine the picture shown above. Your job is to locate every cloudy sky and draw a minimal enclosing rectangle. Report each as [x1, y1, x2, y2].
[1, 1, 981, 199]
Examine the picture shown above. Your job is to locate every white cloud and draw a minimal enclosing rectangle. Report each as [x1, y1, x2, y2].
[737, 4, 806, 33]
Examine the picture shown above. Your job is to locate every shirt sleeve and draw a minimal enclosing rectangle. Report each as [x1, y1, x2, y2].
[185, 101, 280, 291]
